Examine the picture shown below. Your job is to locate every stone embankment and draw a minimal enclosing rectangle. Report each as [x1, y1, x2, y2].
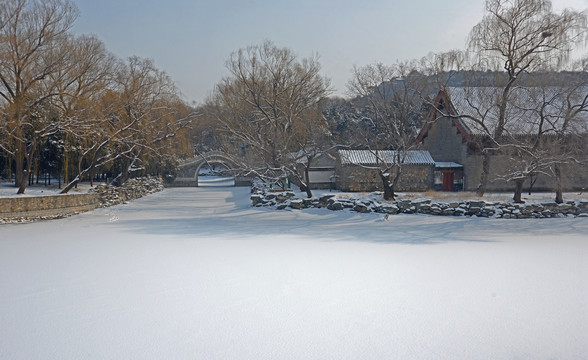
[0, 193, 100, 224]
[1, 177, 164, 224]
[91, 177, 164, 207]
[251, 190, 588, 219]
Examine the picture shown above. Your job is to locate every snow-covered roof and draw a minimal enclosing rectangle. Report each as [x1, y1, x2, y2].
[289, 150, 336, 165]
[435, 162, 463, 168]
[445, 86, 588, 136]
[338, 150, 435, 166]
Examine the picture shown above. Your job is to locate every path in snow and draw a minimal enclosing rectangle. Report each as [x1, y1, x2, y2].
[1, 187, 587, 359]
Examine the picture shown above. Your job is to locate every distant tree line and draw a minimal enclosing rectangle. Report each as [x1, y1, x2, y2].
[0, 0, 196, 194]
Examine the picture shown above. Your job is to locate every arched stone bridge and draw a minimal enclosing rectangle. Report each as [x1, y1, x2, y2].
[171, 152, 251, 187]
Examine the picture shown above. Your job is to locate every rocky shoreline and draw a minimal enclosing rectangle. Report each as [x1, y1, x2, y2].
[91, 177, 165, 207]
[251, 190, 588, 219]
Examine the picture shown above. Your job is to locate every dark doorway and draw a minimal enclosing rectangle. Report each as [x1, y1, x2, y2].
[442, 171, 454, 191]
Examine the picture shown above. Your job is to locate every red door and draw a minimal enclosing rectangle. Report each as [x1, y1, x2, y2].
[442, 171, 454, 191]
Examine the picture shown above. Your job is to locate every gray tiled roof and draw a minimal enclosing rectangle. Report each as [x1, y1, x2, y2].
[445, 86, 588, 136]
[339, 150, 435, 166]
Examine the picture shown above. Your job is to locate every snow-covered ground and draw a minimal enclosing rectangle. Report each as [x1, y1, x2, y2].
[1, 187, 587, 359]
[198, 175, 235, 187]
[0, 181, 95, 197]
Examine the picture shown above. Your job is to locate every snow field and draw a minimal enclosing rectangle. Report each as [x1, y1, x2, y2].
[1, 187, 587, 359]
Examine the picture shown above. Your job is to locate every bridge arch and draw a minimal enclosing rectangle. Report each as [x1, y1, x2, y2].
[172, 152, 250, 187]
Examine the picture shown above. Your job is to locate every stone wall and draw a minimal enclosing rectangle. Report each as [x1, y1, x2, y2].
[1, 177, 165, 223]
[0, 193, 100, 222]
[464, 155, 588, 192]
[335, 165, 434, 192]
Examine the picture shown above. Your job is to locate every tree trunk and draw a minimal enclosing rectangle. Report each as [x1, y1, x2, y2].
[554, 164, 563, 204]
[111, 157, 130, 187]
[61, 151, 103, 193]
[476, 152, 491, 197]
[64, 151, 69, 185]
[60, 175, 82, 194]
[18, 150, 37, 194]
[527, 175, 537, 195]
[379, 170, 395, 201]
[513, 178, 525, 203]
[17, 170, 28, 194]
[34, 159, 39, 184]
[14, 147, 25, 189]
[299, 184, 312, 198]
[111, 171, 126, 187]
[303, 163, 312, 198]
[6, 157, 12, 183]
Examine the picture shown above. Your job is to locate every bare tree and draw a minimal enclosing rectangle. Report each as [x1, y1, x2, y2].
[290, 107, 335, 198]
[107, 56, 194, 187]
[493, 86, 562, 203]
[0, 0, 195, 194]
[210, 41, 331, 197]
[346, 62, 431, 200]
[496, 78, 588, 203]
[0, 0, 78, 194]
[545, 74, 588, 203]
[54, 54, 194, 193]
[48, 34, 117, 193]
[467, 0, 587, 196]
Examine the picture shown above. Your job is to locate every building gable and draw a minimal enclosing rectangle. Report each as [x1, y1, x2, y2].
[416, 90, 473, 144]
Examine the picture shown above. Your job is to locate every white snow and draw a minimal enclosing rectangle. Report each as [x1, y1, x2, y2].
[0, 181, 96, 198]
[1, 186, 587, 359]
[198, 175, 235, 187]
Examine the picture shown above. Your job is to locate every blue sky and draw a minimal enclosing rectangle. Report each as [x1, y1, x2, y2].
[72, 0, 588, 104]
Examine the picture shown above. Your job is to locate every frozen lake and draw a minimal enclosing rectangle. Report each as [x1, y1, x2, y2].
[1, 187, 587, 359]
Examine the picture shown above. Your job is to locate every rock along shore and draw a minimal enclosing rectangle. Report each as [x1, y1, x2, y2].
[251, 190, 588, 219]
